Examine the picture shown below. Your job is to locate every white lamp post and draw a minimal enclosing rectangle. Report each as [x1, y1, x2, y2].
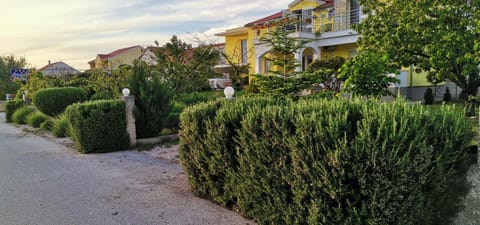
[122, 88, 130, 97]
[224, 86, 235, 100]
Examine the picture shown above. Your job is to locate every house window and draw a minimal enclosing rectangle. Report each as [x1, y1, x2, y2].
[264, 59, 271, 74]
[241, 39, 248, 65]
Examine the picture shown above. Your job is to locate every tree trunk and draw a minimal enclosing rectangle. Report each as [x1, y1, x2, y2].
[459, 82, 480, 100]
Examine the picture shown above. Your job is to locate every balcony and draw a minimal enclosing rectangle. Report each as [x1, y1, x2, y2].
[252, 8, 362, 42]
[291, 8, 361, 38]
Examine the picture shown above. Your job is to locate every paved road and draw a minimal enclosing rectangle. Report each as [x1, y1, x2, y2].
[0, 113, 252, 225]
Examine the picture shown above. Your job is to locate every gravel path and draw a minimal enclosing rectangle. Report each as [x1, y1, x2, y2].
[0, 112, 254, 225]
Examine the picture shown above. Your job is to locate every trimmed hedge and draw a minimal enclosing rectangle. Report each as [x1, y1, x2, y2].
[12, 106, 35, 124]
[5, 100, 25, 123]
[52, 114, 70, 138]
[33, 87, 87, 116]
[179, 96, 474, 225]
[65, 100, 129, 153]
[26, 111, 48, 128]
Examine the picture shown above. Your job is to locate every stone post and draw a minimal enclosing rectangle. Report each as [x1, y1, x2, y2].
[121, 95, 136, 147]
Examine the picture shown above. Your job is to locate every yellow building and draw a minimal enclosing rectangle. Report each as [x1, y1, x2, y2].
[88, 45, 144, 71]
[216, 0, 451, 99]
[216, 0, 360, 75]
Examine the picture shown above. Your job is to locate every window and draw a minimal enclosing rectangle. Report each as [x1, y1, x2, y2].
[241, 39, 248, 65]
[264, 59, 271, 74]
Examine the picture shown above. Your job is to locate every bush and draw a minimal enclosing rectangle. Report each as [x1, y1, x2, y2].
[52, 114, 70, 138]
[165, 101, 186, 130]
[179, 96, 473, 225]
[443, 87, 452, 102]
[26, 111, 48, 128]
[128, 61, 173, 138]
[424, 87, 434, 105]
[32, 87, 87, 116]
[65, 100, 129, 153]
[40, 118, 54, 131]
[176, 91, 221, 105]
[5, 100, 25, 123]
[12, 106, 35, 124]
[89, 91, 115, 101]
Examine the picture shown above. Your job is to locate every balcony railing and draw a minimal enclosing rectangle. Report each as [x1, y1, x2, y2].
[252, 8, 361, 41]
[293, 8, 361, 34]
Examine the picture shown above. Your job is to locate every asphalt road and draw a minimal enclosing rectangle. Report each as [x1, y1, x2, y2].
[0, 113, 252, 225]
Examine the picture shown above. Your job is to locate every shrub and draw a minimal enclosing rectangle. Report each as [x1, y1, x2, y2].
[443, 87, 452, 102]
[128, 61, 173, 138]
[40, 118, 54, 131]
[32, 87, 87, 116]
[176, 91, 221, 105]
[12, 106, 35, 124]
[89, 91, 115, 101]
[165, 101, 186, 130]
[26, 111, 48, 128]
[339, 50, 399, 97]
[65, 100, 129, 153]
[5, 100, 25, 123]
[424, 87, 434, 105]
[180, 97, 473, 225]
[51, 114, 70, 137]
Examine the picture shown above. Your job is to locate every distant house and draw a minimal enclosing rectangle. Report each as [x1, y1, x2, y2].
[138, 46, 161, 66]
[88, 45, 144, 71]
[39, 61, 80, 77]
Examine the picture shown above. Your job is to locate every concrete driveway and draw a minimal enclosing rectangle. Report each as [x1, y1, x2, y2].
[0, 113, 252, 225]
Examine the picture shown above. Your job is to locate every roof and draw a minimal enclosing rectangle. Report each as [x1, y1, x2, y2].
[89, 45, 142, 64]
[289, 0, 326, 8]
[215, 27, 249, 36]
[103, 45, 141, 59]
[38, 61, 79, 75]
[39, 61, 60, 71]
[245, 11, 283, 28]
[315, 0, 333, 10]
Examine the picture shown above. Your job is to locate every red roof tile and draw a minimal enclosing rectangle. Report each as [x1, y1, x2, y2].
[104, 46, 140, 59]
[245, 11, 283, 28]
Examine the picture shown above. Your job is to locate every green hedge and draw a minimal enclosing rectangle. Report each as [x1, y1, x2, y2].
[33, 87, 87, 116]
[5, 100, 25, 123]
[65, 100, 129, 153]
[179, 96, 474, 225]
[12, 106, 35, 124]
[26, 111, 48, 128]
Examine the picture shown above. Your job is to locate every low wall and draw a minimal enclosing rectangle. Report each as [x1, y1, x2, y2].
[390, 82, 463, 103]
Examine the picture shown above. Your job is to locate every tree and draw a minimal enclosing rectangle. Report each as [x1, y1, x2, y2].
[339, 50, 399, 97]
[127, 61, 173, 138]
[356, 0, 480, 99]
[155, 35, 220, 93]
[86, 65, 130, 98]
[305, 56, 346, 92]
[259, 17, 309, 77]
[19, 70, 65, 97]
[219, 47, 250, 87]
[0, 55, 27, 99]
[253, 17, 311, 95]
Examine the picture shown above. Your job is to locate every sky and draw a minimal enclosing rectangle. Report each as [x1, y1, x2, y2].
[0, 0, 292, 70]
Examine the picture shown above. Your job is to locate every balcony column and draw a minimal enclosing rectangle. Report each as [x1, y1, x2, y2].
[295, 51, 302, 72]
[256, 57, 262, 74]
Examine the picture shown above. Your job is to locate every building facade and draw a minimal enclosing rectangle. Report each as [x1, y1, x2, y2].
[88, 45, 144, 71]
[38, 61, 80, 77]
[216, 0, 457, 100]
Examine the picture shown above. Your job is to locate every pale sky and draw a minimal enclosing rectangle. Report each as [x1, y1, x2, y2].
[0, 0, 291, 70]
